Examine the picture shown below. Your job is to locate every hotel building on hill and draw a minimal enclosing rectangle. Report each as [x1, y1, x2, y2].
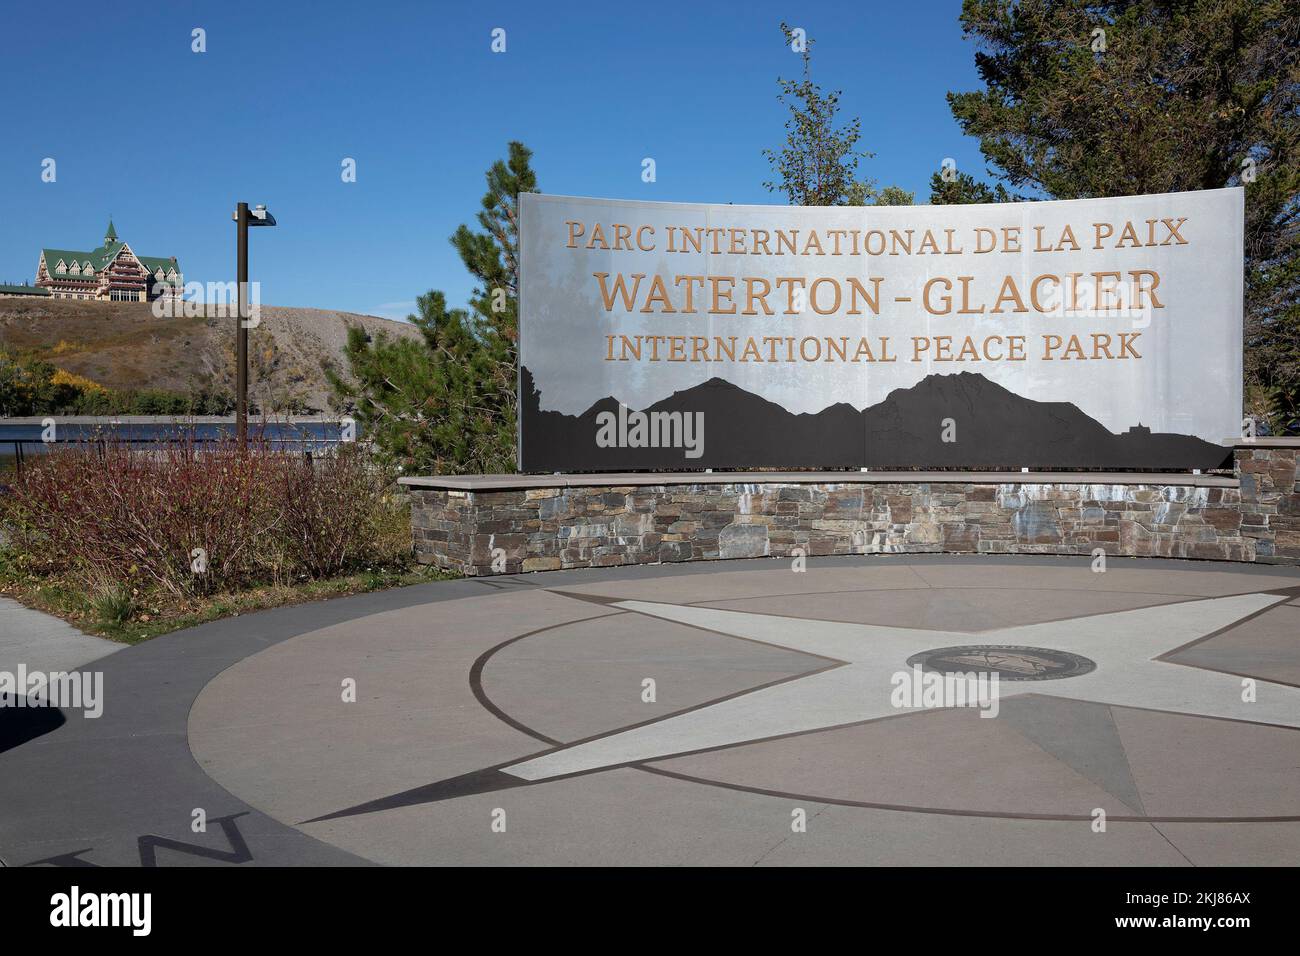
[35, 219, 183, 302]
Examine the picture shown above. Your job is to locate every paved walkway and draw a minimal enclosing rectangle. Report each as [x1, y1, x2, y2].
[0, 597, 121, 675]
[3, 555, 1299, 866]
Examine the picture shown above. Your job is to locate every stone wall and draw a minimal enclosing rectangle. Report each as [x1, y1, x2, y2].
[404, 443, 1298, 575]
[1238, 442, 1300, 562]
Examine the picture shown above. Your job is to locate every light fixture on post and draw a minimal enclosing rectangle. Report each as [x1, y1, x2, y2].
[231, 202, 276, 446]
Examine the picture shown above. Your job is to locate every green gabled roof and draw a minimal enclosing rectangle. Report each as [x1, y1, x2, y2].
[41, 241, 120, 271]
[41, 249, 101, 276]
[105, 219, 117, 241]
[42, 248, 95, 269]
[40, 238, 180, 277]
[98, 241, 126, 262]
[89, 240, 126, 266]
[138, 255, 182, 276]
[0, 283, 51, 295]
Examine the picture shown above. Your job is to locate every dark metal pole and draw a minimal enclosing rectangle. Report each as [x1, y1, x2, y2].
[236, 202, 249, 447]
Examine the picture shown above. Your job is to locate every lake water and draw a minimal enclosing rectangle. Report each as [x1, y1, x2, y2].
[0, 420, 355, 469]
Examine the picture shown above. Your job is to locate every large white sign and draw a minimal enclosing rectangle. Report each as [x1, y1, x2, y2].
[518, 188, 1242, 471]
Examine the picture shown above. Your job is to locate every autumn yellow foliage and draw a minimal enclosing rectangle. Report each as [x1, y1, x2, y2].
[51, 368, 105, 392]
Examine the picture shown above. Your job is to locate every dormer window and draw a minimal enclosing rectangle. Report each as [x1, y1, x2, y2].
[155, 268, 165, 280]
[55, 260, 66, 273]
[69, 262, 81, 275]
[83, 264, 94, 275]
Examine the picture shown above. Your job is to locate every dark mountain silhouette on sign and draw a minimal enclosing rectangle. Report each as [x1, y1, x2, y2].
[519, 367, 1230, 472]
[861, 371, 1229, 469]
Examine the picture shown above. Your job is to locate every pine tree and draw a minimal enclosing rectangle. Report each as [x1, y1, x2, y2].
[330, 142, 537, 473]
[928, 170, 1012, 205]
[948, 0, 1299, 432]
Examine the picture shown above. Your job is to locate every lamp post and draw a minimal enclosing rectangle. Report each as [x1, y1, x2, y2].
[232, 201, 276, 446]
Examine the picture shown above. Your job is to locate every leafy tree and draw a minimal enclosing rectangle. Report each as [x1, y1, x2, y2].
[0, 350, 74, 415]
[948, 0, 1300, 432]
[331, 142, 536, 473]
[928, 169, 1012, 204]
[0, 350, 24, 416]
[873, 185, 917, 206]
[763, 23, 908, 206]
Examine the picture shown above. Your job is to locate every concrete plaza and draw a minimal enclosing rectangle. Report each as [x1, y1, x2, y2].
[2, 554, 1298, 866]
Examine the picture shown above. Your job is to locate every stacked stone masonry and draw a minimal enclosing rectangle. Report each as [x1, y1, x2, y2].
[405, 445, 1299, 574]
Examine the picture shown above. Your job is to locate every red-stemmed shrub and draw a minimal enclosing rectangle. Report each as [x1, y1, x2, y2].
[1, 437, 407, 598]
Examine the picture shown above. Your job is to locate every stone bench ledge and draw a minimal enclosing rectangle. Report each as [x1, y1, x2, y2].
[399, 470, 1239, 491]
[1230, 437, 1300, 449]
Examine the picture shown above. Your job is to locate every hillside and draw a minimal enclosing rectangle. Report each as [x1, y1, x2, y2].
[0, 297, 421, 413]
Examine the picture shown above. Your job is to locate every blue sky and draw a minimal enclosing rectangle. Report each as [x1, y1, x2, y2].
[0, 0, 996, 320]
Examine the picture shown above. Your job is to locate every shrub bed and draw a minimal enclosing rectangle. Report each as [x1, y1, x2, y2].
[2, 438, 411, 601]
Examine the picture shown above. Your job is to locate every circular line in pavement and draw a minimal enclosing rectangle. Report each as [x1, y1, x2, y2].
[466, 582, 1300, 825]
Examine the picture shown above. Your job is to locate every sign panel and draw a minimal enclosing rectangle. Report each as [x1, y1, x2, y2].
[518, 188, 1242, 472]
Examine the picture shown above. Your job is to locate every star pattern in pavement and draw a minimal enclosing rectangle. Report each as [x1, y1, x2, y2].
[306, 587, 1299, 823]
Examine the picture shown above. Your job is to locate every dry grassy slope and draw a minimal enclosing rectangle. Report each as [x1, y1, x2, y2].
[0, 298, 421, 412]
